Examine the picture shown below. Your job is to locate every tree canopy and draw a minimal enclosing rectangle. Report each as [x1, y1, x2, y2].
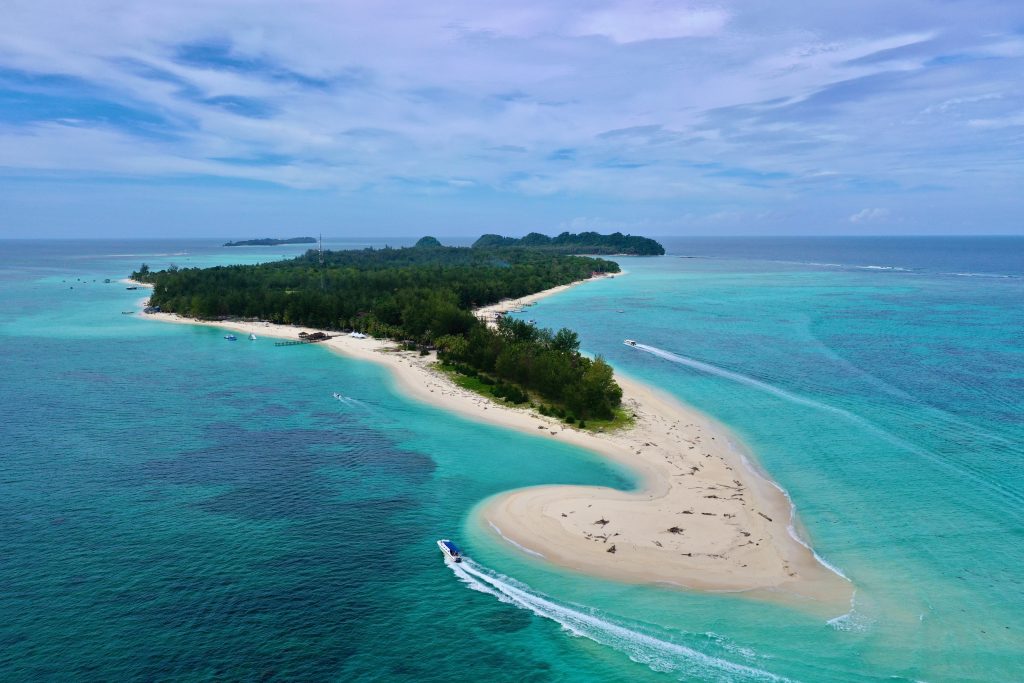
[132, 243, 626, 418]
[471, 231, 664, 255]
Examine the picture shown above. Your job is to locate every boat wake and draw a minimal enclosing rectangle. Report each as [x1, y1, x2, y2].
[332, 392, 366, 407]
[447, 557, 790, 682]
[629, 343, 1024, 511]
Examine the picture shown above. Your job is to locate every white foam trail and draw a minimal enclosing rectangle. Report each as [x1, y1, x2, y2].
[786, 523, 847, 580]
[633, 347, 949, 459]
[854, 265, 910, 272]
[725, 439, 849, 583]
[448, 558, 793, 682]
[631, 343, 1024, 512]
[488, 521, 545, 558]
[946, 271, 1017, 279]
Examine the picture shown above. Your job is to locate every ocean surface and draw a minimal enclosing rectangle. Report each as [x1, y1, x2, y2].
[1, 236, 1021, 682]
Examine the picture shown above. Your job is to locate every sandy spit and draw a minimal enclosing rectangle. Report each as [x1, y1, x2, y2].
[130, 276, 852, 613]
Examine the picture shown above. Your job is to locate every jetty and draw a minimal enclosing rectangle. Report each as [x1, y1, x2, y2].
[274, 331, 333, 347]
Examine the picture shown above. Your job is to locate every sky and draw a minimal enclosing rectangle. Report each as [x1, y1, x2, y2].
[1, 1, 1022, 238]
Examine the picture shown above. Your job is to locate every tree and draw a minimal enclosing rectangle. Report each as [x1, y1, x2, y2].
[551, 328, 580, 353]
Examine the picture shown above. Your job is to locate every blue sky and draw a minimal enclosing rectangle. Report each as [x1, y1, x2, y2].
[1, 1, 1022, 237]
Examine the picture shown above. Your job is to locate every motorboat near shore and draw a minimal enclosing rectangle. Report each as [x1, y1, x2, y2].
[224, 334, 237, 341]
[437, 539, 463, 563]
[624, 339, 638, 347]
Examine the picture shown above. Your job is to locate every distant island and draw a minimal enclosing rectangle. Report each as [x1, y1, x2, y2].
[473, 231, 664, 256]
[223, 237, 316, 247]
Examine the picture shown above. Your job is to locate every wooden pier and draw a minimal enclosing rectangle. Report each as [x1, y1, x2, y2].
[274, 334, 334, 347]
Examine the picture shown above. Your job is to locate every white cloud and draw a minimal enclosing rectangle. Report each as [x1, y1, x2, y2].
[967, 112, 1024, 128]
[849, 207, 890, 223]
[573, 2, 730, 43]
[0, 0, 1022, 229]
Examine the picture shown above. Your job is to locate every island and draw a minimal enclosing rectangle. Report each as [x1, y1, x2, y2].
[130, 233, 851, 611]
[223, 237, 316, 247]
[133, 241, 625, 421]
[473, 231, 665, 255]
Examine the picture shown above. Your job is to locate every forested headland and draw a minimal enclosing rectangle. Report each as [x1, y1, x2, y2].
[472, 231, 664, 255]
[132, 239, 634, 420]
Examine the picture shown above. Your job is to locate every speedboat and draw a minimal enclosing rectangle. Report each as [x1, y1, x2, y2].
[224, 334, 237, 341]
[437, 539, 463, 563]
[624, 339, 637, 347]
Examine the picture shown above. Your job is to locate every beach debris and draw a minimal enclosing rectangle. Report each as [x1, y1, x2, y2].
[606, 544, 617, 554]
[701, 512, 716, 516]
[681, 510, 694, 514]
[667, 526, 684, 534]
[594, 518, 610, 526]
[741, 531, 751, 537]
[653, 540, 663, 547]
[758, 512, 773, 522]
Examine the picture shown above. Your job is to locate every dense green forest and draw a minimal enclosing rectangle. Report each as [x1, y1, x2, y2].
[223, 237, 315, 246]
[436, 318, 622, 421]
[133, 242, 627, 419]
[472, 231, 664, 255]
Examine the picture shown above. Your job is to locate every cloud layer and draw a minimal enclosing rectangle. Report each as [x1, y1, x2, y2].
[1, 0, 1022, 235]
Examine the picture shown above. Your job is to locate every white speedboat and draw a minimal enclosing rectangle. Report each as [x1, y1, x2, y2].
[437, 539, 463, 563]
[624, 339, 637, 347]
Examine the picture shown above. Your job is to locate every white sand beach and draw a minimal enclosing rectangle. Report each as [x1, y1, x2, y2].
[132, 276, 852, 613]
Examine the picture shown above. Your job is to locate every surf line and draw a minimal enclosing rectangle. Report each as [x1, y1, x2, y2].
[631, 343, 1024, 511]
[448, 557, 791, 682]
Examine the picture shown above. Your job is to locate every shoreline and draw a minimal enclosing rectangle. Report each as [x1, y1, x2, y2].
[130, 275, 852, 614]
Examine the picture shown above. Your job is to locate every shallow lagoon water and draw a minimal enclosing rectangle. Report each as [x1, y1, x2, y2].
[1, 237, 1022, 681]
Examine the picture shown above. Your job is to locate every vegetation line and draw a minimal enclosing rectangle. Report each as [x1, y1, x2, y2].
[133, 232, 663, 420]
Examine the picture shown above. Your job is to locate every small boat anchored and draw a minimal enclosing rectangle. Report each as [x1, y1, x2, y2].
[437, 539, 463, 563]
[624, 339, 638, 347]
[224, 334, 238, 341]
[248, 333, 257, 341]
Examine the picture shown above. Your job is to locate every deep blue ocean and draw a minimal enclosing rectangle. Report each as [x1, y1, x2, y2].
[1, 236, 1022, 682]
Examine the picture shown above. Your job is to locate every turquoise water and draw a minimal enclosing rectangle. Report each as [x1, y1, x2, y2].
[2, 238, 1022, 681]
